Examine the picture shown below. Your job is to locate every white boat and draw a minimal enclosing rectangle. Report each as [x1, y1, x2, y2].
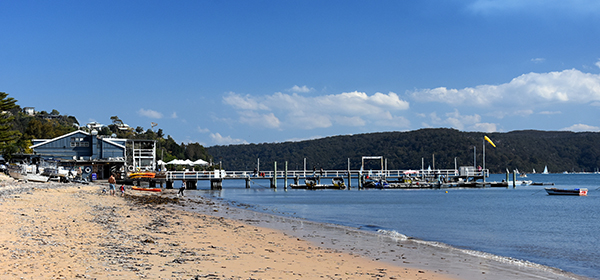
[542, 166, 549, 174]
[507, 180, 533, 186]
[7, 163, 49, 183]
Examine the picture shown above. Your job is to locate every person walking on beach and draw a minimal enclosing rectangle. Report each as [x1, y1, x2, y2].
[178, 180, 186, 197]
[108, 174, 116, 196]
[120, 185, 125, 196]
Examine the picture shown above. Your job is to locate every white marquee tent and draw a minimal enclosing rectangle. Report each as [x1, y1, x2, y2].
[166, 159, 209, 166]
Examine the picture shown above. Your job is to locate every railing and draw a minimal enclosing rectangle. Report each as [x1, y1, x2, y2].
[162, 168, 486, 180]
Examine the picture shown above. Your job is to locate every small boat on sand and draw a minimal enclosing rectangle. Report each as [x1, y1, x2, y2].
[545, 188, 587, 196]
[132, 186, 162, 192]
[129, 172, 156, 179]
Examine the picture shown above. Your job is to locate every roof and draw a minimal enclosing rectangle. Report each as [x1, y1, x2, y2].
[30, 130, 127, 150]
[30, 130, 90, 149]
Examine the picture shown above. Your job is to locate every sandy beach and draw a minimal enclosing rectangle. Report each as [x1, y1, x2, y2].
[0, 174, 455, 280]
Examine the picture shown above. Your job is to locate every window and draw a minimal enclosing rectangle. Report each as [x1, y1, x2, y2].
[70, 137, 89, 147]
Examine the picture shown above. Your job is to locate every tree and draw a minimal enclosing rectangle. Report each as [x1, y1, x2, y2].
[110, 115, 123, 125]
[0, 92, 21, 157]
[50, 109, 60, 115]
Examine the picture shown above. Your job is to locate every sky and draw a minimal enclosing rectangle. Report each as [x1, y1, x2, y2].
[2, 0, 600, 146]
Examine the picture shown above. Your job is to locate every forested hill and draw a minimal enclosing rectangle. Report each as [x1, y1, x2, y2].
[207, 129, 600, 174]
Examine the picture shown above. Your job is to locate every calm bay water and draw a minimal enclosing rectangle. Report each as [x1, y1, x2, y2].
[187, 173, 600, 279]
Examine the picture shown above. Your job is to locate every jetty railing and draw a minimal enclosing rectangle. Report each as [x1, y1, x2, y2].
[163, 168, 478, 180]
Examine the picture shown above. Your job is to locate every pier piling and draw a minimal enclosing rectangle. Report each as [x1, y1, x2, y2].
[210, 178, 222, 189]
[284, 161, 288, 190]
[186, 180, 198, 190]
[512, 171, 516, 188]
[272, 161, 277, 189]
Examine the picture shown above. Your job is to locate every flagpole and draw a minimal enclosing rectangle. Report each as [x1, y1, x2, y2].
[483, 137, 486, 183]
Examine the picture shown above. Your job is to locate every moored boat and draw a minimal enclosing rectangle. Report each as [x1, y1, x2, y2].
[544, 188, 587, 196]
[542, 165, 549, 174]
[507, 180, 533, 186]
[332, 177, 345, 189]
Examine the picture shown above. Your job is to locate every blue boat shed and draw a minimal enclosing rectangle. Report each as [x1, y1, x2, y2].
[30, 130, 127, 179]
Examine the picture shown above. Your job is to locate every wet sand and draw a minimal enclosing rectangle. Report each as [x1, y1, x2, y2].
[0, 175, 455, 280]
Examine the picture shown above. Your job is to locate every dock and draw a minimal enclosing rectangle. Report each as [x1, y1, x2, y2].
[120, 165, 498, 190]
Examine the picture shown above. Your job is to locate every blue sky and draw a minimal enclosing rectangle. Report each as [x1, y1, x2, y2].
[2, 0, 600, 146]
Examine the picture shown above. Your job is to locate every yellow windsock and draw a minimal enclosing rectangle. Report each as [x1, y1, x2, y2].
[484, 135, 496, 148]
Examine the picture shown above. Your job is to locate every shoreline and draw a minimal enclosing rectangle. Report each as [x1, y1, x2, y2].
[0, 176, 455, 279]
[0, 176, 590, 279]
[175, 190, 588, 280]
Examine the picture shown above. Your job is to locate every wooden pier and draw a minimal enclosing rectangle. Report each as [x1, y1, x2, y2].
[123, 165, 494, 190]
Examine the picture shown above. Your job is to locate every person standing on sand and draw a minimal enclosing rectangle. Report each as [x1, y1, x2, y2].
[108, 174, 116, 196]
[120, 185, 125, 196]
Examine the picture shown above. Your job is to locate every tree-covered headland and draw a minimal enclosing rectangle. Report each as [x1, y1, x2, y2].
[208, 129, 600, 174]
[1, 92, 212, 165]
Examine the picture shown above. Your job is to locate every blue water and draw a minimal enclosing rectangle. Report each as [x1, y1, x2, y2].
[191, 173, 600, 279]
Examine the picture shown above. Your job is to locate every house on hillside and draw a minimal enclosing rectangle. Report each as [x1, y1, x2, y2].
[86, 121, 104, 130]
[30, 130, 156, 179]
[23, 107, 36, 116]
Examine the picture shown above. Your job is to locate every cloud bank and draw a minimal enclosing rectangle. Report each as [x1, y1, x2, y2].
[223, 91, 410, 130]
[411, 69, 600, 106]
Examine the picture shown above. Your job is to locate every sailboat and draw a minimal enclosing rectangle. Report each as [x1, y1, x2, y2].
[542, 166, 549, 174]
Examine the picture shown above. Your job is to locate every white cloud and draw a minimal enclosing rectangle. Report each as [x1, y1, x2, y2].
[411, 69, 600, 106]
[287, 111, 333, 129]
[425, 110, 497, 132]
[560, 124, 600, 132]
[238, 111, 281, 129]
[596, 59, 600, 69]
[197, 126, 210, 133]
[171, 112, 178, 118]
[288, 85, 313, 93]
[471, 123, 498, 132]
[138, 108, 163, 119]
[284, 136, 324, 142]
[223, 92, 269, 110]
[468, 0, 600, 15]
[210, 133, 248, 145]
[531, 58, 545, 63]
[539, 111, 561, 115]
[223, 91, 410, 130]
[333, 116, 366, 127]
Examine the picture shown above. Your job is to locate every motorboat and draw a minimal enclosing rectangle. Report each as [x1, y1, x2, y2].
[363, 178, 389, 188]
[332, 177, 345, 189]
[7, 163, 49, 183]
[507, 180, 533, 186]
[545, 188, 588, 196]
